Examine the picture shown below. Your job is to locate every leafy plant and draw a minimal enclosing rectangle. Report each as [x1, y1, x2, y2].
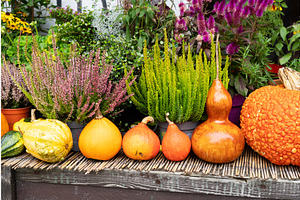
[118, 0, 176, 51]
[126, 31, 229, 123]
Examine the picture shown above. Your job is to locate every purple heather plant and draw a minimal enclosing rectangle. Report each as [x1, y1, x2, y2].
[14, 34, 136, 123]
[174, 0, 274, 56]
[1, 58, 30, 109]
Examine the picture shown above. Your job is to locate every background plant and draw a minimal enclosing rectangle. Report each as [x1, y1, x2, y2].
[118, 0, 176, 51]
[126, 31, 229, 123]
[49, 6, 96, 53]
[1, 58, 30, 109]
[12, 34, 136, 123]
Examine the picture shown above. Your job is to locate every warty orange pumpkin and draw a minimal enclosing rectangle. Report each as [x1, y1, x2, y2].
[240, 85, 300, 166]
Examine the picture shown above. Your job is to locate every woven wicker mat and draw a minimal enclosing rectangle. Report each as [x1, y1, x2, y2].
[2, 145, 300, 180]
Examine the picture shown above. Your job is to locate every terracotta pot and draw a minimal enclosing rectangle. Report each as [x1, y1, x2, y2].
[1, 107, 31, 131]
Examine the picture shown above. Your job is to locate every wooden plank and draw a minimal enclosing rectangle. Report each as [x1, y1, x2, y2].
[1, 166, 16, 200]
[14, 168, 300, 199]
[16, 180, 255, 200]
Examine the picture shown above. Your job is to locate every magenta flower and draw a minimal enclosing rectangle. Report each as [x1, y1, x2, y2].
[237, 25, 243, 34]
[226, 42, 239, 55]
[192, 0, 203, 12]
[248, 0, 256, 7]
[202, 31, 210, 43]
[225, 11, 233, 25]
[207, 15, 215, 34]
[213, 1, 219, 13]
[217, 0, 226, 16]
[179, 18, 188, 31]
[179, 2, 186, 16]
[226, 0, 236, 13]
[197, 12, 206, 34]
[241, 6, 251, 18]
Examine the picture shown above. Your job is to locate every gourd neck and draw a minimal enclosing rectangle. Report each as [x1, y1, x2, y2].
[166, 113, 174, 125]
[141, 116, 154, 125]
[95, 109, 104, 119]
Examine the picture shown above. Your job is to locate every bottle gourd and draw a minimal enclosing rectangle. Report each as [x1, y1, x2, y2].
[191, 35, 245, 163]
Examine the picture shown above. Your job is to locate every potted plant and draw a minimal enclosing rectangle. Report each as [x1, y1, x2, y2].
[11, 34, 135, 151]
[126, 31, 229, 139]
[1, 59, 31, 131]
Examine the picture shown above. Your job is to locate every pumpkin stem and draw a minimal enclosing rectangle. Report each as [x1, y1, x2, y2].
[31, 109, 36, 122]
[141, 116, 154, 124]
[166, 113, 174, 125]
[216, 34, 220, 80]
[95, 108, 103, 119]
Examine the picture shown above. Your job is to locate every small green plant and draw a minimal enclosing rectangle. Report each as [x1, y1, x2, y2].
[126, 31, 229, 123]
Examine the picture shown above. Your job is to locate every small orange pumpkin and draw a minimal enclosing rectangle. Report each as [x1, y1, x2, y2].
[122, 116, 160, 160]
[162, 113, 191, 161]
[78, 109, 122, 161]
[1, 113, 9, 137]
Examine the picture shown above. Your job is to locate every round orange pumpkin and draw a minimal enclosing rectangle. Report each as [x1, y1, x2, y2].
[1, 113, 9, 137]
[78, 109, 122, 160]
[240, 85, 300, 166]
[122, 116, 160, 160]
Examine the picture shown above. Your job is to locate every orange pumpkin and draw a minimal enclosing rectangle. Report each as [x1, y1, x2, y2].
[122, 116, 160, 160]
[1, 113, 9, 137]
[240, 85, 300, 166]
[162, 113, 191, 161]
[78, 109, 122, 160]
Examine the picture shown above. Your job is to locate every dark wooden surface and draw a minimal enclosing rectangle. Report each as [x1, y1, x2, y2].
[2, 167, 299, 200]
[1, 166, 16, 200]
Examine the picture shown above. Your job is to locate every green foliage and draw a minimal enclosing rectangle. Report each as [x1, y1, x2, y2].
[118, 0, 176, 51]
[126, 31, 229, 123]
[49, 6, 96, 53]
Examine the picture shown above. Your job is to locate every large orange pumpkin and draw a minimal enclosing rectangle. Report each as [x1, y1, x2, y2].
[122, 116, 160, 160]
[78, 109, 122, 160]
[1, 113, 9, 137]
[240, 85, 300, 166]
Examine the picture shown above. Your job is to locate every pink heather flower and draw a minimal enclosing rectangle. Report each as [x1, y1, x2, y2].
[207, 15, 215, 34]
[226, 42, 239, 55]
[233, 3, 243, 25]
[225, 11, 233, 25]
[256, 8, 264, 17]
[197, 12, 206, 34]
[241, 6, 251, 18]
[188, 6, 196, 16]
[202, 31, 210, 43]
[217, 0, 226, 16]
[226, 0, 236, 13]
[192, 0, 203, 12]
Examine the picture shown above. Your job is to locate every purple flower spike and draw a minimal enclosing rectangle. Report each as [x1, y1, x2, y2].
[241, 6, 251, 18]
[197, 12, 206, 34]
[207, 15, 215, 33]
[179, 18, 188, 31]
[179, 3, 186, 16]
[259, 1, 269, 12]
[226, 42, 239, 55]
[267, 0, 274, 5]
[213, 1, 219, 13]
[238, 0, 247, 6]
[256, 8, 264, 17]
[248, 0, 256, 7]
[179, 2, 185, 7]
[226, 0, 236, 13]
[225, 11, 233, 25]
[217, 0, 226, 16]
[202, 31, 211, 43]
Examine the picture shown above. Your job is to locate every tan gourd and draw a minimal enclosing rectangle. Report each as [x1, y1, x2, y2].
[162, 113, 191, 161]
[191, 35, 245, 163]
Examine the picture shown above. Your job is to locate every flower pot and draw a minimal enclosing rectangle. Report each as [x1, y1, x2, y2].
[157, 120, 201, 141]
[67, 121, 86, 151]
[1, 107, 31, 131]
[229, 94, 246, 127]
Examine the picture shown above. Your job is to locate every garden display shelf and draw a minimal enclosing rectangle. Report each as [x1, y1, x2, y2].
[2, 146, 300, 200]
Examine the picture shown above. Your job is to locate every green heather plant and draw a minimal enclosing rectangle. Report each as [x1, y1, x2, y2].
[126, 32, 229, 123]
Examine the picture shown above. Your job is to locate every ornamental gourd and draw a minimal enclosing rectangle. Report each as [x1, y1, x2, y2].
[23, 111, 73, 163]
[191, 35, 245, 163]
[78, 109, 122, 160]
[1, 113, 9, 137]
[162, 113, 191, 161]
[122, 116, 160, 160]
[13, 109, 41, 133]
[240, 67, 300, 166]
